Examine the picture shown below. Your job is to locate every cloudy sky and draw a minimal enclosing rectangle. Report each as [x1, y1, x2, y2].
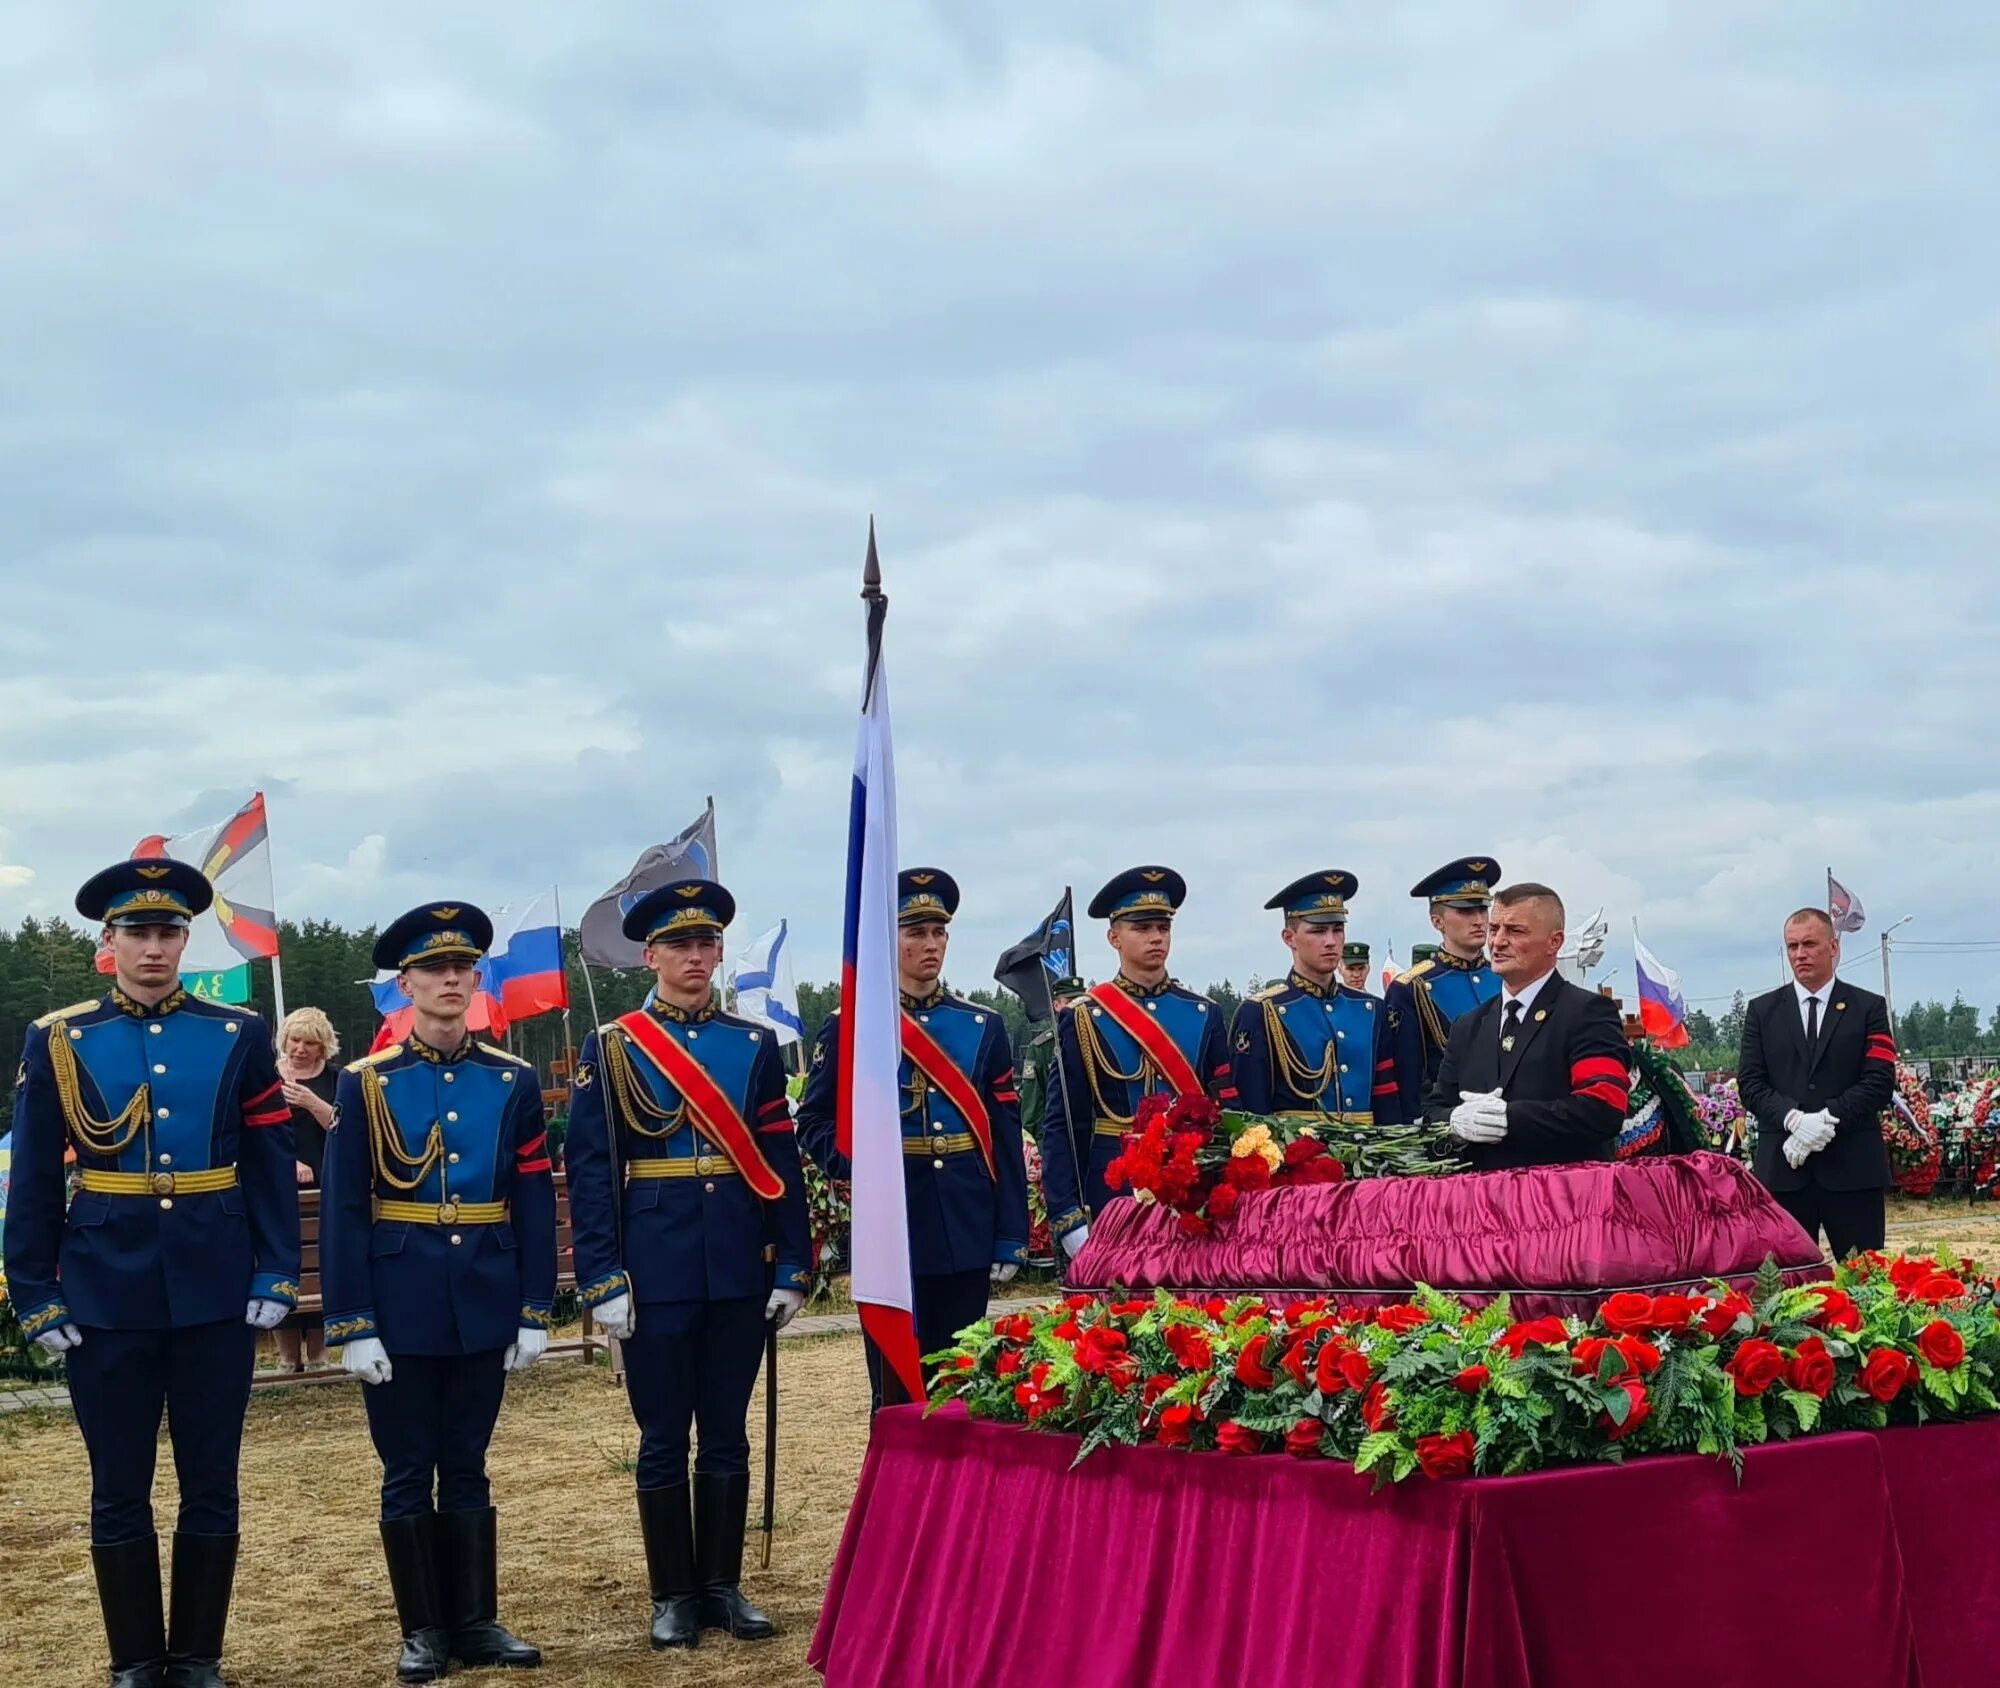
[3, 3, 1997, 1014]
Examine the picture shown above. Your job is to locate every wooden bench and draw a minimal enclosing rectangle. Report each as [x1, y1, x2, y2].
[253, 1171, 609, 1388]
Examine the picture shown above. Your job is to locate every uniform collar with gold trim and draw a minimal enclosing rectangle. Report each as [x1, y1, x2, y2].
[409, 1031, 475, 1064]
[1111, 973, 1174, 1000]
[110, 985, 188, 1020]
[901, 984, 949, 1012]
[648, 997, 717, 1025]
[1431, 950, 1488, 974]
[1286, 970, 1338, 999]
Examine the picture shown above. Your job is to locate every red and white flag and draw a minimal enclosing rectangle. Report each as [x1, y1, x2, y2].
[835, 523, 922, 1402]
[1827, 871, 1867, 934]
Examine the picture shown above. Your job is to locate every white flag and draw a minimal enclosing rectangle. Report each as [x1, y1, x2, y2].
[729, 920, 803, 1047]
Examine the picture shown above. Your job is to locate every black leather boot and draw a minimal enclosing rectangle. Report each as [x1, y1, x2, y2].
[380, 1515, 451, 1684]
[162, 1531, 237, 1688]
[637, 1484, 700, 1650]
[92, 1534, 168, 1688]
[694, 1473, 775, 1640]
[436, 1507, 541, 1669]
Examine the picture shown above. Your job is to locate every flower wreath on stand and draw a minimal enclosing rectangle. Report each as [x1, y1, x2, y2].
[1694, 1077, 1749, 1159]
[1970, 1079, 2000, 1203]
[1886, 1066, 1941, 1198]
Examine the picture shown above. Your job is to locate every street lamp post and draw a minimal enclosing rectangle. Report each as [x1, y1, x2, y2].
[1879, 915, 1915, 1033]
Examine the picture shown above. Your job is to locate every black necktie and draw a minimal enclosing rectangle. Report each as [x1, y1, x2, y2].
[1502, 999, 1522, 1050]
[1805, 994, 1820, 1059]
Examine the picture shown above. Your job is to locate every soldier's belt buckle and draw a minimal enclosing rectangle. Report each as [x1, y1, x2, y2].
[437, 1199, 460, 1224]
[151, 1171, 175, 1195]
[695, 1155, 714, 1177]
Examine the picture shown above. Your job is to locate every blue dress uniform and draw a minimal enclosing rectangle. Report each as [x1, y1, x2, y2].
[795, 869, 1031, 1409]
[3, 861, 299, 1688]
[1230, 873, 1403, 1123]
[320, 903, 555, 1680]
[561, 879, 810, 1651]
[1383, 858, 1504, 1118]
[1039, 868, 1232, 1251]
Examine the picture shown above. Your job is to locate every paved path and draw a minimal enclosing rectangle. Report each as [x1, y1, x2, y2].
[0, 1293, 1058, 1417]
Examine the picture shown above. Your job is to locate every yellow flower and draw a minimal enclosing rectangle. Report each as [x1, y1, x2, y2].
[1231, 1124, 1272, 1159]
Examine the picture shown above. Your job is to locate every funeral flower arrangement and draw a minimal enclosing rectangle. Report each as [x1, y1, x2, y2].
[1886, 1066, 1941, 1197]
[1103, 1093, 1458, 1234]
[927, 1253, 2000, 1485]
[1693, 1077, 1748, 1158]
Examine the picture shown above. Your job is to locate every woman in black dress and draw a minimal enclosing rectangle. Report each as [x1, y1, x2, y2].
[274, 1006, 340, 1370]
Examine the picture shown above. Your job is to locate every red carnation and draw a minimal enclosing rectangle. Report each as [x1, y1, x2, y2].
[1284, 1418, 1324, 1459]
[1133, 1092, 1173, 1129]
[1786, 1336, 1835, 1400]
[1453, 1364, 1490, 1394]
[1223, 1156, 1272, 1193]
[1918, 1320, 1966, 1371]
[1698, 1290, 1753, 1340]
[1208, 1184, 1241, 1221]
[1234, 1335, 1277, 1390]
[1292, 1155, 1347, 1186]
[1283, 1136, 1327, 1167]
[1177, 1213, 1212, 1238]
[1154, 1403, 1200, 1446]
[1360, 1381, 1395, 1432]
[1375, 1304, 1431, 1335]
[1599, 1292, 1655, 1335]
[1860, 1348, 1914, 1403]
[1074, 1326, 1130, 1376]
[1497, 1316, 1570, 1358]
[1103, 1155, 1131, 1191]
[1726, 1339, 1785, 1397]
[1808, 1288, 1863, 1333]
[1216, 1420, 1265, 1456]
[1415, 1430, 1475, 1479]
[1601, 1377, 1650, 1442]
[1164, 1326, 1214, 1372]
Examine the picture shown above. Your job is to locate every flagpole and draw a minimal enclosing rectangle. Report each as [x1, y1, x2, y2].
[1046, 886, 1089, 1269]
[258, 789, 290, 1024]
[553, 884, 578, 1073]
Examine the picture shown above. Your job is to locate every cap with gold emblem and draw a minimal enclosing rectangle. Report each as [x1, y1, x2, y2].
[622, 878, 736, 944]
[1264, 869, 1358, 926]
[76, 859, 214, 929]
[897, 868, 960, 926]
[373, 902, 495, 971]
[1409, 857, 1502, 909]
[1343, 941, 1370, 965]
[1088, 865, 1188, 923]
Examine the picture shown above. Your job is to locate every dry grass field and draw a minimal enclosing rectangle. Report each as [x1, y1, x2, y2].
[6, 1198, 2000, 1688]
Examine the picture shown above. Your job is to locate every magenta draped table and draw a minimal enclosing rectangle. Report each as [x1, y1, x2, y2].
[810, 1405, 2000, 1688]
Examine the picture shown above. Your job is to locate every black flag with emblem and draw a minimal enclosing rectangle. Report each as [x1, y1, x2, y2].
[994, 890, 1077, 1023]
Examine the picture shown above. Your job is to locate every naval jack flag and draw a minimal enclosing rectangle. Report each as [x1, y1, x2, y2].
[836, 523, 923, 1402]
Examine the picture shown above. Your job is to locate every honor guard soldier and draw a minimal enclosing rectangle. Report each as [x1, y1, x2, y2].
[797, 869, 1030, 1409]
[320, 903, 556, 1682]
[1232, 873, 1402, 1124]
[1384, 858, 1503, 1116]
[562, 879, 810, 1653]
[1339, 941, 1376, 997]
[4, 861, 300, 1688]
[1040, 867, 1231, 1264]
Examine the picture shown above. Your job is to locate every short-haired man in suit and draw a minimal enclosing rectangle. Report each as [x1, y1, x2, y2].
[1737, 907, 1898, 1259]
[1426, 883, 1632, 1169]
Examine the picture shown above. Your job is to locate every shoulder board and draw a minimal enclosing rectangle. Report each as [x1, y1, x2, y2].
[476, 1041, 534, 1068]
[1251, 982, 1287, 1001]
[34, 998, 103, 1028]
[347, 1045, 403, 1071]
[1393, 961, 1434, 986]
[182, 996, 260, 1020]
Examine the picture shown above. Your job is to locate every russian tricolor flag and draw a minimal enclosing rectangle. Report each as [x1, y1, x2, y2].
[836, 524, 923, 1403]
[370, 888, 568, 1047]
[1633, 928, 1690, 1050]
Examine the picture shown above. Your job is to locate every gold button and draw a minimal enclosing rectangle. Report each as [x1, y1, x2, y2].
[157, 1107, 170, 1120]
[152, 1171, 174, 1193]
[154, 1063, 168, 1073]
[160, 1198, 174, 1210]
[696, 1155, 714, 1176]
[448, 1152, 461, 1165]
[934, 1135, 947, 1148]
[450, 1234, 462, 1245]
[447, 1111, 458, 1122]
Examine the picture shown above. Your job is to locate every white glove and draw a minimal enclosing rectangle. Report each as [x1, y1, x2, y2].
[1783, 1109, 1807, 1134]
[594, 1292, 636, 1341]
[34, 1322, 83, 1355]
[1451, 1089, 1508, 1145]
[245, 1298, 289, 1330]
[341, 1337, 393, 1386]
[765, 1288, 805, 1329]
[991, 1262, 1020, 1284]
[1061, 1224, 1091, 1260]
[503, 1327, 549, 1371]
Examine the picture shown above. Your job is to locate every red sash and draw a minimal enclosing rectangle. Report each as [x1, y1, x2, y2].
[900, 1012, 996, 1180]
[1086, 983, 1205, 1098]
[615, 1011, 785, 1200]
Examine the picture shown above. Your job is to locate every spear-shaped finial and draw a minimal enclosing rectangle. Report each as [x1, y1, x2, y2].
[861, 515, 882, 599]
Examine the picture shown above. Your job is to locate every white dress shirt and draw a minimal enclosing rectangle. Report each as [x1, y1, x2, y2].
[1499, 969, 1557, 1035]
[1793, 977, 1835, 1036]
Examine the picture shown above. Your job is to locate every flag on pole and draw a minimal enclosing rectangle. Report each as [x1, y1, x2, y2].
[1827, 871, 1867, 934]
[836, 523, 922, 1402]
[579, 803, 720, 970]
[730, 920, 804, 1046]
[1380, 942, 1400, 994]
[97, 793, 280, 1002]
[993, 890, 1076, 1023]
[1633, 927, 1690, 1050]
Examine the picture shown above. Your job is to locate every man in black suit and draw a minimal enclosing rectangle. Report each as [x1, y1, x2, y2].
[1426, 883, 1631, 1170]
[1737, 907, 1898, 1259]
